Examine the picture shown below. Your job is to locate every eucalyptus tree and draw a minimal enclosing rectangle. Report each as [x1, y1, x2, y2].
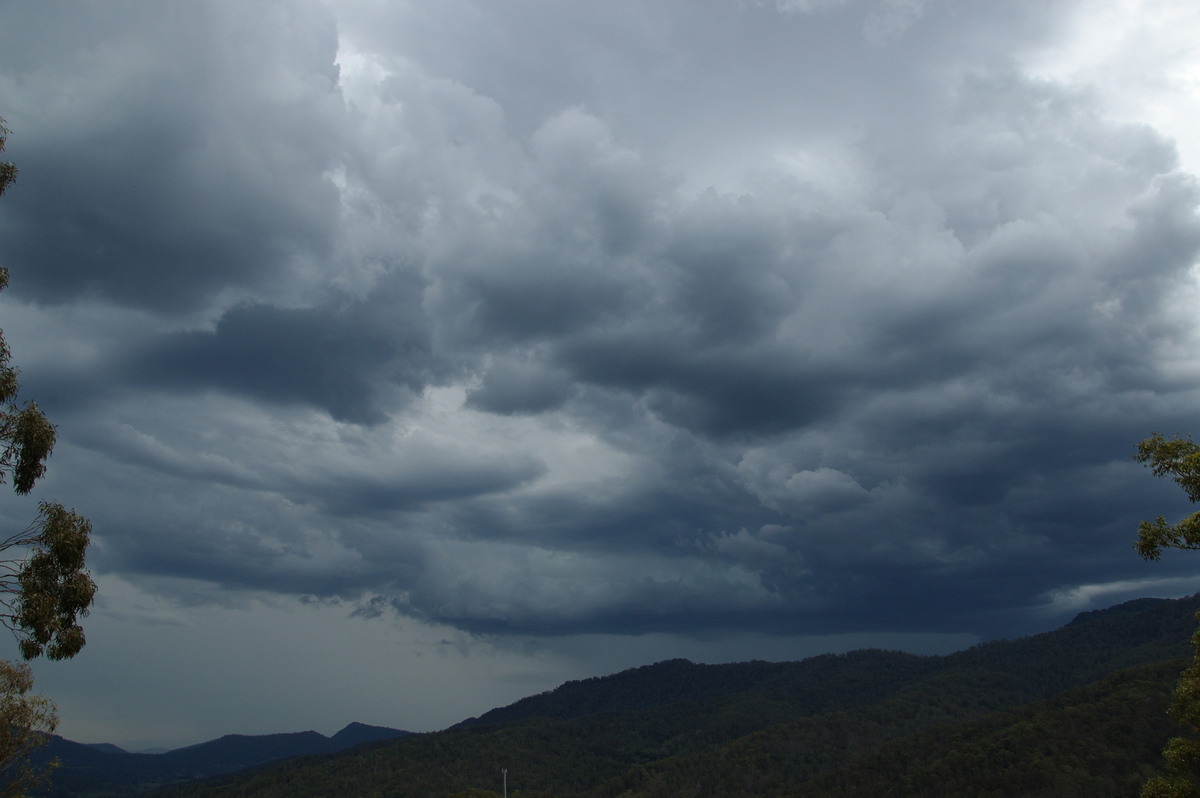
[1135, 432, 1200, 798]
[0, 118, 97, 796]
[0, 119, 95, 662]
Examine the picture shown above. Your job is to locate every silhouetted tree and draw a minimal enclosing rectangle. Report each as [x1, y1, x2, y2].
[0, 117, 97, 797]
[1136, 432, 1200, 798]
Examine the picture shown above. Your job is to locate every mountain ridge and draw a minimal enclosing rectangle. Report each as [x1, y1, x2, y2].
[142, 592, 1200, 798]
[453, 595, 1195, 733]
[36, 721, 412, 796]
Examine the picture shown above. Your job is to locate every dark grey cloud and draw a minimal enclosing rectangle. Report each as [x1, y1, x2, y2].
[127, 271, 433, 424]
[0, 1, 344, 312]
[300, 449, 547, 517]
[134, 303, 402, 424]
[389, 63, 1200, 636]
[465, 357, 575, 415]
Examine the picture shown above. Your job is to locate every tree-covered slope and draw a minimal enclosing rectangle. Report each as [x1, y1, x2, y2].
[798, 658, 1185, 798]
[146, 593, 1200, 798]
[598, 658, 1184, 797]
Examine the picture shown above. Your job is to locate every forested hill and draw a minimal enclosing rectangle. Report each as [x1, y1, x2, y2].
[458, 592, 1200, 732]
[133, 593, 1200, 797]
[454, 650, 938, 730]
[35, 723, 411, 797]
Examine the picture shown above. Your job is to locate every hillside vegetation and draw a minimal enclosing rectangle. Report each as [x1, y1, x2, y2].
[119, 595, 1200, 797]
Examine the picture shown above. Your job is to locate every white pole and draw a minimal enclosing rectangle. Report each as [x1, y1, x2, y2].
[502, 767, 508, 798]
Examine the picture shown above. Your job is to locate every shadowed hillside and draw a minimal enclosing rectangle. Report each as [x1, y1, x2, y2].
[134, 594, 1200, 798]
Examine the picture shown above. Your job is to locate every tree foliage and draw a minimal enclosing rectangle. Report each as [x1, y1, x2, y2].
[0, 503, 94, 661]
[1135, 433, 1200, 561]
[0, 119, 15, 200]
[1135, 433, 1200, 797]
[0, 117, 96, 796]
[0, 660, 56, 798]
[0, 121, 95, 662]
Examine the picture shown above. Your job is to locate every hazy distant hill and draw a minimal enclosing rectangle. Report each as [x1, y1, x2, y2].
[35, 722, 411, 797]
[137, 593, 1200, 798]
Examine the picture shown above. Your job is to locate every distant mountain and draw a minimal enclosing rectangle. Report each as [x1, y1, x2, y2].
[84, 743, 128, 755]
[454, 592, 1200, 733]
[329, 721, 408, 748]
[144, 593, 1200, 798]
[35, 722, 411, 797]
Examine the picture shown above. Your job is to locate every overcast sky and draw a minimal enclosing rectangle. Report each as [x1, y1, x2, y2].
[2, 0, 1200, 751]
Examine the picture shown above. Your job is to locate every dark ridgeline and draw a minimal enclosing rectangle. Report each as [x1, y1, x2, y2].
[43, 594, 1200, 797]
[32, 723, 411, 796]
